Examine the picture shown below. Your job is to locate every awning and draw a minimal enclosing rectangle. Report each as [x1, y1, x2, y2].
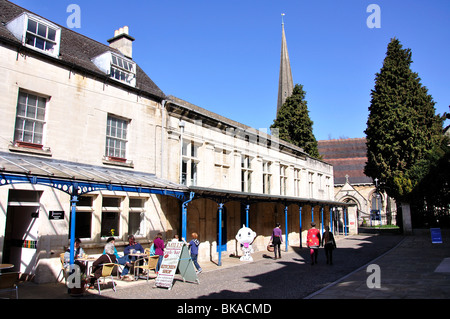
[0, 151, 188, 198]
[0, 151, 190, 269]
[189, 185, 351, 207]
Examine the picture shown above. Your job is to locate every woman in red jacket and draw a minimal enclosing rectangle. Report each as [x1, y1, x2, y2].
[306, 223, 321, 265]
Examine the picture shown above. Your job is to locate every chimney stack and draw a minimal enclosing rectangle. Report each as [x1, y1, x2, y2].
[108, 26, 135, 59]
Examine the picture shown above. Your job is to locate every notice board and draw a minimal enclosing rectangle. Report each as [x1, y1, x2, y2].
[430, 228, 443, 244]
[154, 240, 198, 290]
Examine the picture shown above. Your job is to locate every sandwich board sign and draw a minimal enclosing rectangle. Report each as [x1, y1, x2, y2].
[154, 240, 198, 290]
[430, 228, 443, 244]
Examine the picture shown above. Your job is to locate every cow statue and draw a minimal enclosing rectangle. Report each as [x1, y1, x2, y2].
[235, 225, 257, 262]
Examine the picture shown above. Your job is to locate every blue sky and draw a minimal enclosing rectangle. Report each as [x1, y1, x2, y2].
[10, 0, 450, 141]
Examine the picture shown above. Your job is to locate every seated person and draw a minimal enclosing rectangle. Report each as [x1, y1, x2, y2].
[88, 243, 117, 288]
[64, 238, 86, 274]
[103, 237, 121, 259]
[117, 235, 144, 278]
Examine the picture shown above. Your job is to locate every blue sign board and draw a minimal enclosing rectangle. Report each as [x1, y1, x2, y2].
[430, 228, 443, 244]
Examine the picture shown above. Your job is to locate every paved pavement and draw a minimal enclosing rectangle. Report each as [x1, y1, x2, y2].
[11, 229, 450, 300]
[308, 229, 450, 299]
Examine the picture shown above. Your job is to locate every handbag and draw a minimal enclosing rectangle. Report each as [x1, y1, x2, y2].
[267, 244, 274, 252]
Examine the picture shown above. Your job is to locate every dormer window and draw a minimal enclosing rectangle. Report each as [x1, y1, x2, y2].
[6, 13, 61, 58]
[92, 52, 136, 87]
[25, 18, 58, 53]
[110, 54, 136, 85]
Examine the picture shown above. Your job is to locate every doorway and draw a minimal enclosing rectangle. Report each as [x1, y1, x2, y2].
[3, 190, 41, 277]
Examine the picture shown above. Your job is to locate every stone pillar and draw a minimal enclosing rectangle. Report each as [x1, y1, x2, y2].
[400, 202, 413, 235]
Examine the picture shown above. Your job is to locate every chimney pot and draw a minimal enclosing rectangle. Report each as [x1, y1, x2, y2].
[108, 26, 135, 59]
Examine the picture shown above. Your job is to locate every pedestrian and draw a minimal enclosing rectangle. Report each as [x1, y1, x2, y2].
[153, 233, 165, 273]
[307, 222, 321, 265]
[188, 232, 202, 274]
[322, 226, 336, 265]
[270, 223, 283, 260]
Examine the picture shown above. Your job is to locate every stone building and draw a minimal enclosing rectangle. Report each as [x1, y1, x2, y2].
[318, 138, 397, 227]
[0, 0, 350, 283]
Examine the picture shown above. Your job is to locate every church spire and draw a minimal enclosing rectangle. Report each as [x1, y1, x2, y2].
[277, 14, 294, 115]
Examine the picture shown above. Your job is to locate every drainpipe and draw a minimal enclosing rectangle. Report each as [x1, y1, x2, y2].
[179, 120, 185, 184]
[181, 192, 195, 241]
[161, 100, 166, 179]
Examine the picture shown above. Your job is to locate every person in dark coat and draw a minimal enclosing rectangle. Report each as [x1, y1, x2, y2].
[88, 243, 117, 288]
[322, 226, 337, 265]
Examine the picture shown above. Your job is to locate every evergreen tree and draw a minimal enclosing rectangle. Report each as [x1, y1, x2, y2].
[364, 38, 444, 200]
[271, 84, 321, 158]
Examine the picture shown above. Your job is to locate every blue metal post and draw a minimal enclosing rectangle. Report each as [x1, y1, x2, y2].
[69, 193, 78, 267]
[321, 206, 324, 236]
[245, 204, 250, 227]
[311, 205, 314, 223]
[344, 207, 348, 236]
[284, 205, 288, 252]
[181, 192, 195, 241]
[330, 206, 333, 233]
[218, 203, 224, 266]
[299, 206, 302, 248]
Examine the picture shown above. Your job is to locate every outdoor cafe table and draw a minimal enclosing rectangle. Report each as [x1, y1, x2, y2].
[75, 256, 96, 276]
[0, 264, 14, 272]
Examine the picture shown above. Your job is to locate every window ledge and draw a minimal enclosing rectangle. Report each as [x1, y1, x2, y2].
[9, 142, 52, 157]
[102, 156, 134, 168]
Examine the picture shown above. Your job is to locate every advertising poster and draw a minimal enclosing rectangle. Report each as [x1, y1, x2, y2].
[155, 240, 184, 289]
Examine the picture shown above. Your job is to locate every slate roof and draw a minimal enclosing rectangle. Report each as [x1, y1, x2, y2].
[318, 138, 373, 185]
[0, 0, 166, 100]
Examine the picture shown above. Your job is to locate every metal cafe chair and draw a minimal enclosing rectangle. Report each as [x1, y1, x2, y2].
[96, 263, 117, 295]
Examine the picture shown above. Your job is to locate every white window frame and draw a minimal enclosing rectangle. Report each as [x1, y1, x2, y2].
[181, 140, 199, 186]
[6, 13, 61, 58]
[294, 168, 301, 197]
[214, 148, 230, 188]
[110, 53, 136, 86]
[101, 196, 122, 238]
[308, 172, 314, 198]
[13, 90, 47, 147]
[262, 161, 272, 194]
[241, 155, 252, 193]
[105, 115, 129, 160]
[280, 164, 288, 196]
[128, 197, 146, 237]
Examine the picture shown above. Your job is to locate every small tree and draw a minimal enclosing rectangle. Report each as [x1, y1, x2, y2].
[365, 38, 444, 223]
[271, 84, 321, 159]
